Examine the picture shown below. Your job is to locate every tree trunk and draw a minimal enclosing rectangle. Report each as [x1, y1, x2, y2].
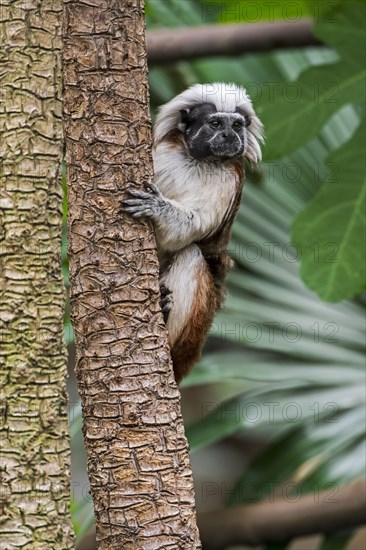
[62, 1, 201, 548]
[0, 1, 75, 548]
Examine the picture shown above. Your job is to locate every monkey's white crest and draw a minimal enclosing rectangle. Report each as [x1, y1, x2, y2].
[154, 82, 264, 163]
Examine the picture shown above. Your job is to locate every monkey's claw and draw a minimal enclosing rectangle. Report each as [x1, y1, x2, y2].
[145, 182, 160, 195]
[122, 195, 153, 217]
[121, 183, 164, 219]
[160, 283, 173, 323]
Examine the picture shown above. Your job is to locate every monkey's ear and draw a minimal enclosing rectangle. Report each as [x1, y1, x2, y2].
[178, 109, 190, 132]
[244, 115, 251, 127]
[180, 109, 190, 124]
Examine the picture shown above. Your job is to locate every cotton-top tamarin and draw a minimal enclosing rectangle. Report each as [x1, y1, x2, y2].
[123, 82, 264, 382]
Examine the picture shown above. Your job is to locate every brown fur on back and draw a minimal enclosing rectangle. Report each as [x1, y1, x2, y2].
[171, 259, 218, 383]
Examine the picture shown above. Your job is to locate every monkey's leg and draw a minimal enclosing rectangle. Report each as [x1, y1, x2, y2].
[160, 245, 217, 383]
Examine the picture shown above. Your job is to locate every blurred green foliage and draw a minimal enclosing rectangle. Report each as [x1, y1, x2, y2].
[294, 119, 365, 301]
[258, 1, 366, 301]
[146, 0, 312, 25]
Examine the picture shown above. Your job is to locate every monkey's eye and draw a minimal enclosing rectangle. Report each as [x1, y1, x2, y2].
[233, 121, 243, 131]
[210, 120, 220, 128]
[244, 115, 252, 127]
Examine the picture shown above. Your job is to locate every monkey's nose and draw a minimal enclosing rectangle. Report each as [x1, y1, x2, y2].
[222, 131, 228, 138]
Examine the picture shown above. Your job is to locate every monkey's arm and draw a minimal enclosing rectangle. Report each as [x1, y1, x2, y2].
[123, 183, 206, 251]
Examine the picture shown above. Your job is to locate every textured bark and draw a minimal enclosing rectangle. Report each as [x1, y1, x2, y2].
[0, 1, 75, 548]
[62, 1, 201, 549]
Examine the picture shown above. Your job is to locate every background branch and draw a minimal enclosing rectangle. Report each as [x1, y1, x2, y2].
[147, 19, 323, 65]
[199, 480, 366, 549]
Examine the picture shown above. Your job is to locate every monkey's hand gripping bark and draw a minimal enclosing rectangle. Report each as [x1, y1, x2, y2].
[122, 183, 164, 219]
[123, 182, 202, 252]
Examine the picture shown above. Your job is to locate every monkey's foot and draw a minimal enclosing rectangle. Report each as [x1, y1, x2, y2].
[160, 283, 173, 323]
[121, 183, 164, 219]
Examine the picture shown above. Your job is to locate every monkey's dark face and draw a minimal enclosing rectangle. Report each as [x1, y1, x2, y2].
[179, 103, 251, 160]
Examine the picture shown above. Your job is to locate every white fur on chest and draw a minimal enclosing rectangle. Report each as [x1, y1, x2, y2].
[153, 142, 238, 232]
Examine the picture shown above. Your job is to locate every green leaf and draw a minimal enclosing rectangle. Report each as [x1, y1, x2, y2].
[258, 0, 366, 159]
[293, 118, 366, 301]
[259, 62, 365, 159]
[311, 1, 366, 66]
[219, 0, 310, 24]
[228, 429, 307, 506]
[317, 532, 353, 550]
[71, 496, 95, 542]
[186, 395, 247, 452]
[146, 0, 204, 28]
[64, 320, 74, 345]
